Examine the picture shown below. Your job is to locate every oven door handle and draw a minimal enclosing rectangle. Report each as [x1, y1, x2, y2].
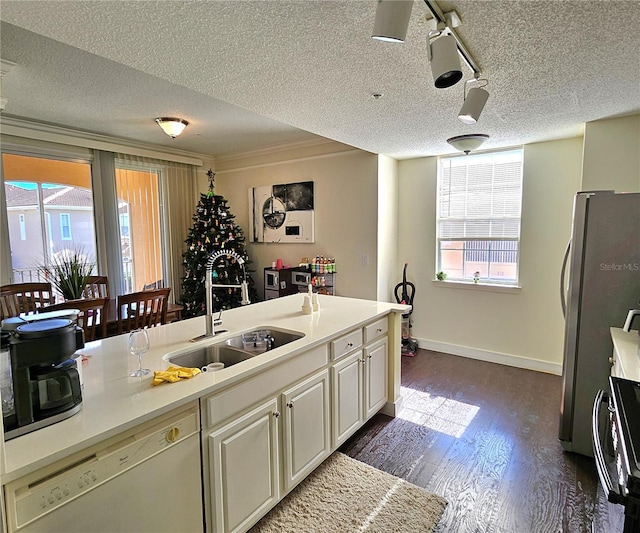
[592, 389, 625, 505]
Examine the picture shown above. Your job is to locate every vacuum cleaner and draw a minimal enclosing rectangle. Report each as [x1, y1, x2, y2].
[394, 263, 419, 356]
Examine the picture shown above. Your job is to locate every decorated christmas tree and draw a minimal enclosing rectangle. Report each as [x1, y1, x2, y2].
[181, 170, 257, 319]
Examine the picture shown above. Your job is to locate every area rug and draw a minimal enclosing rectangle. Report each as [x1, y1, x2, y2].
[251, 452, 447, 532]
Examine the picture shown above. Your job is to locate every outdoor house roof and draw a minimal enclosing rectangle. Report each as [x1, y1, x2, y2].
[5, 183, 93, 209]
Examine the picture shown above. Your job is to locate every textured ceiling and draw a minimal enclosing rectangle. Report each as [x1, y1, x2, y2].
[1, 1, 639, 159]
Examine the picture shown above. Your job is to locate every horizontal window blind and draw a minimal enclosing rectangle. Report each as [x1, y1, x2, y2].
[438, 149, 523, 239]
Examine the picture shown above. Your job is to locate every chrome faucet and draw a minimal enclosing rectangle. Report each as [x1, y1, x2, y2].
[191, 249, 251, 342]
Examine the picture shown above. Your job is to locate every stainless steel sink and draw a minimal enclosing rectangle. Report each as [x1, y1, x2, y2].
[167, 344, 253, 369]
[166, 327, 304, 370]
[225, 327, 305, 353]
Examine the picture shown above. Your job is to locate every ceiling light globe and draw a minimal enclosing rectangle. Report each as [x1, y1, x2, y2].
[447, 134, 490, 155]
[155, 117, 188, 138]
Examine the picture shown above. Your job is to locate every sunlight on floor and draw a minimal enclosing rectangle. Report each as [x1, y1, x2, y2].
[398, 386, 480, 438]
[358, 478, 402, 531]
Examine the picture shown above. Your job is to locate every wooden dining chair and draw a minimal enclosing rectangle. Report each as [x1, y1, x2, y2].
[44, 297, 109, 342]
[0, 282, 54, 321]
[116, 288, 171, 334]
[82, 276, 110, 300]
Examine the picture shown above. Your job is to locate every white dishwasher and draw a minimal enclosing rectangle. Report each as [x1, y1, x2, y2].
[3, 403, 203, 533]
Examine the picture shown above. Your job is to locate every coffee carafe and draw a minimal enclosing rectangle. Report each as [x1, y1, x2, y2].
[2, 317, 84, 441]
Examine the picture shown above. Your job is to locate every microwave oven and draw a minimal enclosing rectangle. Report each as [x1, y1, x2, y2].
[264, 269, 281, 291]
[291, 271, 311, 286]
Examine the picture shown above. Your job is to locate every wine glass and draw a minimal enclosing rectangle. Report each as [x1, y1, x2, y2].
[128, 328, 150, 377]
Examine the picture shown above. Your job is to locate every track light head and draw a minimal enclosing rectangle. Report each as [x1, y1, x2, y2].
[372, 0, 414, 43]
[428, 33, 462, 89]
[458, 86, 489, 124]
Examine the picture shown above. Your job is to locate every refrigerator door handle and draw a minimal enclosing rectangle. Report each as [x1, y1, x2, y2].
[560, 240, 571, 318]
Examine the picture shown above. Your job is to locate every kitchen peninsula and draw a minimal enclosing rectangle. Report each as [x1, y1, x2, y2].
[2, 294, 408, 532]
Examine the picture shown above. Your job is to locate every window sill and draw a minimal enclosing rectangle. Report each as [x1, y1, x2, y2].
[431, 279, 522, 294]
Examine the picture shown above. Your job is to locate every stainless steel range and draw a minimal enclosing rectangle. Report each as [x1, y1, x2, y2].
[593, 376, 640, 532]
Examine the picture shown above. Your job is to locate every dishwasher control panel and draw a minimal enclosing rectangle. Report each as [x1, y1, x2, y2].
[4, 406, 199, 531]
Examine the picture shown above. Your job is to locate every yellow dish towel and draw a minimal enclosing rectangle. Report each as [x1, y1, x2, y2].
[152, 366, 201, 386]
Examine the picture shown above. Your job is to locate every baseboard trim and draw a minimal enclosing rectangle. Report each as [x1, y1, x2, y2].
[381, 397, 403, 417]
[416, 338, 562, 376]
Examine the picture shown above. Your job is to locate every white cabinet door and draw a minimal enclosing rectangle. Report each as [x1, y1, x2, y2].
[332, 350, 364, 447]
[364, 338, 388, 419]
[282, 369, 330, 493]
[208, 398, 280, 533]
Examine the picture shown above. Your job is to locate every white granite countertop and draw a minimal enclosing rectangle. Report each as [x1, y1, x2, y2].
[611, 327, 640, 382]
[3, 294, 407, 482]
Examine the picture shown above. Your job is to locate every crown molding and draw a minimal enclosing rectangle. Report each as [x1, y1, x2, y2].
[0, 115, 205, 166]
[214, 137, 345, 165]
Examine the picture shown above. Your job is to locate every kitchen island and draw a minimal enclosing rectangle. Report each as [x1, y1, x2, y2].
[2, 294, 408, 532]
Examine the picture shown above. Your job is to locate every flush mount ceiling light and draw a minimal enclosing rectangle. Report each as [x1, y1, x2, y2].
[447, 134, 489, 155]
[458, 77, 489, 124]
[428, 32, 463, 89]
[155, 117, 188, 138]
[371, 0, 414, 43]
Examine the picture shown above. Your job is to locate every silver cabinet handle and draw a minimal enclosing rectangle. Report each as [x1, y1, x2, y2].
[376, 328, 382, 332]
[273, 411, 280, 418]
[287, 402, 294, 408]
[367, 354, 372, 359]
[608, 357, 615, 365]
[347, 342, 353, 348]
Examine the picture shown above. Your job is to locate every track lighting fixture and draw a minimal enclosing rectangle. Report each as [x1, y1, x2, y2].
[428, 32, 463, 89]
[155, 117, 188, 138]
[371, 0, 414, 43]
[458, 78, 489, 124]
[447, 134, 489, 155]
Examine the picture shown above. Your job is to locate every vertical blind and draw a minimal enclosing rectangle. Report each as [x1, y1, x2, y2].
[438, 149, 523, 240]
[116, 153, 196, 299]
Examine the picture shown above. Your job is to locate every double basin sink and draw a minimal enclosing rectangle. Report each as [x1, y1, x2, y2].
[165, 327, 305, 371]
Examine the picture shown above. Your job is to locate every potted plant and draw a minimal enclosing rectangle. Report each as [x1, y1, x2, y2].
[40, 247, 95, 301]
[436, 271, 447, 281]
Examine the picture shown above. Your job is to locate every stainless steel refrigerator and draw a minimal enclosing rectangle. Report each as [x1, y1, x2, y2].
[559, 191, 640, 457]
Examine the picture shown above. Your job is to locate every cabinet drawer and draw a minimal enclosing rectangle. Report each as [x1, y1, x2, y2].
[330, 329, 363, 361]
[364, 317, 388, 344]
[205, 344, 328, 428]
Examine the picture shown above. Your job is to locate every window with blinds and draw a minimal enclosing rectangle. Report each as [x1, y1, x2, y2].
[436, 149, 523, 284]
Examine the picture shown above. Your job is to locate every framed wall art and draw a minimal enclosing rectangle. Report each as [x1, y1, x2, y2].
[248, 181, 315, 243]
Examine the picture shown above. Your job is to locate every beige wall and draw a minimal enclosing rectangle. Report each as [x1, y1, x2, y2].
[377, 155, 399, 302]
[582, 114, 640, 193]
[213, 148, 379, 301]
[397, 138, 584, 373]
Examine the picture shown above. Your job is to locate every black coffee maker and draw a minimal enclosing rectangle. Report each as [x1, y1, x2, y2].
[3, 317, 84, 440]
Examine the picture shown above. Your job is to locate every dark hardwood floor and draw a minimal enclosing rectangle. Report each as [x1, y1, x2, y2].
[340, 349, 625, 533]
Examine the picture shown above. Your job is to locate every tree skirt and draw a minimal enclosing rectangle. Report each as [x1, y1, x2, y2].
[251, 452, 447, 532]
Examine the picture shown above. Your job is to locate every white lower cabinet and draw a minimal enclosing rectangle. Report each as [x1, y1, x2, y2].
[332, 335, 388, 447]
[206, 368, 330, 533]
[208, 398, 280, 533]
[364, 337, 388, 419]
[332, 349, 364, 447]
[282, 369, 330, 492]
